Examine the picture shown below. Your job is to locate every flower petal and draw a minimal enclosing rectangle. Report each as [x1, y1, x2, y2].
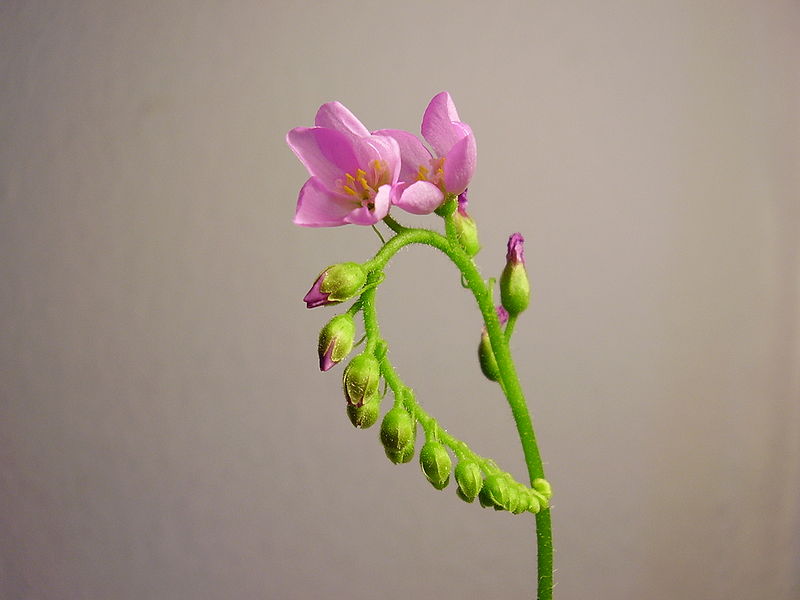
[286, 127, 358, 188]
[315, 102, 370, 137]
[443, 126, 476, 195]
[294, 177, 358, 227]
[373, 129, 432, 183]
[393, 180, 445, 215]
[344, 184, 391, 225]
[421, 92, 463, 157]
[353, 135, 401, 185]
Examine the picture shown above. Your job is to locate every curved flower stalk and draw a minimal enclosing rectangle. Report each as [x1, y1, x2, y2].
[289, 95, 554, 600]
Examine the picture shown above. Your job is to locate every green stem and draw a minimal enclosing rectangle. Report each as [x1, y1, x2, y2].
[505, 312, 518, 341]
[363, 224, 554, 599]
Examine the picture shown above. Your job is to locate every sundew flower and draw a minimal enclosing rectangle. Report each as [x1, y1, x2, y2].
[287, 102, 401, 227]
[375, 92, 477, 215]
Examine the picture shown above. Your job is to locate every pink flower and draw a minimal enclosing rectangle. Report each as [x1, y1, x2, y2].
[287, 102, 401, 227]
[374, 92, 477, 215]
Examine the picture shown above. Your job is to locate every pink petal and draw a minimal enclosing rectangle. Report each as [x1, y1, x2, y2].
[373, 129, 432, 182]
[345, 184, 392, 225]
[354, 135, 401, 185]
[393, 180, 445, 215]
[443, 126, 477, 195]
[421, 92, 463, 157]
[293, 177, 357, 227]
[287, 127, 358, 188]
[315, 102, 370, 137]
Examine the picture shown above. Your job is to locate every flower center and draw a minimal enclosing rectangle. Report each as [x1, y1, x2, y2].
[415, 156, 446, 190]
[339, 160, 391, 209]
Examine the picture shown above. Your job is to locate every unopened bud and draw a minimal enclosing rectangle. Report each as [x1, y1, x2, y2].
[453, 191, 480, 257]
[342, 353, 380, 407]
[499, 233, 530, 315]
[419, 441, 451, 490]
[477, 306, 509, 382]
[304, 262, 367, 308]
[532, 478, 552, 499]
[380, 405, 415, 452]
[318, 314, 356, 371]
[479, 473, 510, 510]
[385, 440, 415, 464]
[454, 460, 483, 502]
[526, 491, 542, 514]
[346, 396, 380, 429]
[506, 483, 523, 514]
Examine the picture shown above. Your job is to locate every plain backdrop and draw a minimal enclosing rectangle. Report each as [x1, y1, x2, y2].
[2, 2, 798, 599]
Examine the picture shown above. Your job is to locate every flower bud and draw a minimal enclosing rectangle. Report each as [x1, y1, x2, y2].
[379, 405, 415, 452]
[318, 314, 356, 371]
[532, 478, 552, 499]
[526, 491, 542, 514]
[454, 460, 483, 502]
[346, 396, 380, 429]
[506, 483, 523, 514]
[385, 440, 415, 464]
[419, 441, 451, 490]
[478, 333, 500, 382]
[499, 233, 530, 315]
[452, 191, 480, 257]
[342, 353, 380, 407]
[479, 473, 510, 510]
[304, 262, 367, 308]
[477, 306, 508, 382]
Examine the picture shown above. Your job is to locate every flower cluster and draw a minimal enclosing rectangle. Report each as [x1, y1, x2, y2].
[288, 94, 546, 519]
[286, 92, 477, 227]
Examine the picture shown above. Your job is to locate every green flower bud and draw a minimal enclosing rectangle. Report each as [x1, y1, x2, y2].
[455, 486, 473, 503]
[419, 441, 452, 490]
[531, 489, 549, 510]
[342, 353, 381, 407]
[478, 332, 500, 382]
[499, 233, 530, 316]
[454, 460, 483, 502]
[379, 405, 415, 452]
[304, 262, 367, 308]
[527, 492, 542, 514]
[506, 483, 523, 514]
[385, 440, 415, 464]
[346, 396, 380, 429]
[477, 307, 508, 382]
[532, 478, 552, 499]
[479, 473, 510, 510]
[318, 314, 356, 371]
[453, 192, 480, 257]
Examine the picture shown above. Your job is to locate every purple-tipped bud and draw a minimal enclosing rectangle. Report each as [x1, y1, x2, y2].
[499, 233, 530, 315]
[506, 232, 525, 265]
[303, 262, 367, 308]
[496, 305, 509, 327]
[318, 314, 356, 371]
[452, 191, 480, 257]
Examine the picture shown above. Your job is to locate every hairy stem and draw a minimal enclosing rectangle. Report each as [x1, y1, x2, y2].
[364, 222, 554, 599]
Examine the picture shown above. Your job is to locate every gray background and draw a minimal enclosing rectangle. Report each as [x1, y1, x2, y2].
[2, 2, 798, 599]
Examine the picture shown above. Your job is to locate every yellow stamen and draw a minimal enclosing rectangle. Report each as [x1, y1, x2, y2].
[342, 185, 357, 196]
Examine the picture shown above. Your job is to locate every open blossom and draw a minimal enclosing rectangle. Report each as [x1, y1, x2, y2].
[287, 102, 401, 227]
[374, 92, 477, 215]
